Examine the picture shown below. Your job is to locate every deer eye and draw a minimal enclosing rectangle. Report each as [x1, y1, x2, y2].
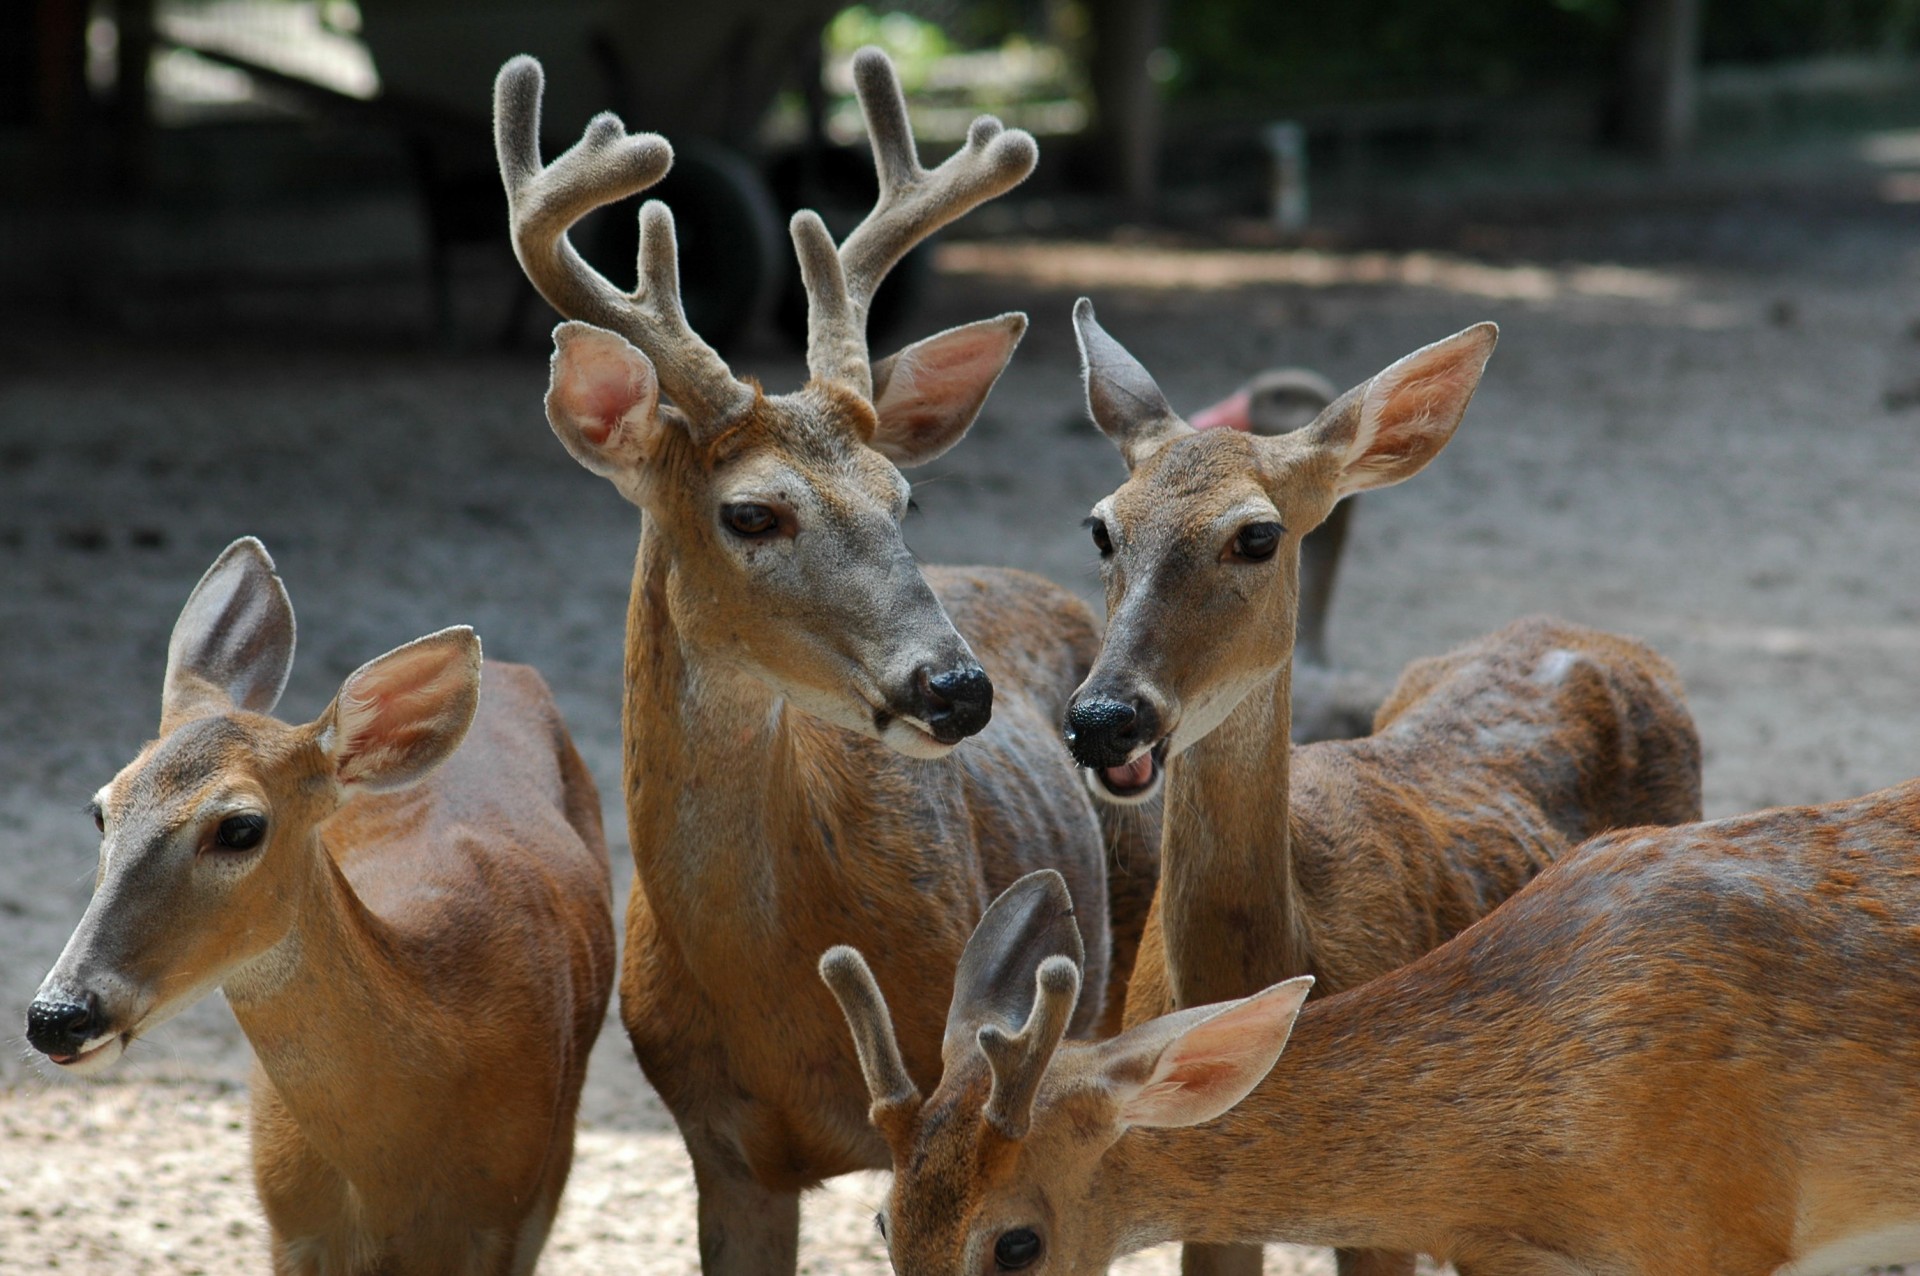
[722, 503, 780, 538]
[1230, 521, 1283, 563]
[214, 814, 267, 851]
[86, 802, 105, 834]
[1084, 517, 1113, 557]
[994, 1228, 1042, 1271]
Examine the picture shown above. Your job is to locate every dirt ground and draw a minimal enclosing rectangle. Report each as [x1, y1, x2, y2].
[2, 172, 1918, 1273]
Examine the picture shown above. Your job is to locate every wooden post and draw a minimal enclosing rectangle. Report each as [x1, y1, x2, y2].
[110, 0, 155, 196]
[1617, 0, 1703, 163]
[1088, 0, 1164, 216]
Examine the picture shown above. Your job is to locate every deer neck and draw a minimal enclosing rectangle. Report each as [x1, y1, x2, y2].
[619, 520, 836, 954]
[221, 839, 441, 1193]
[1159, 653, 1306, 1007]
[1105, 993, 1468, 1256]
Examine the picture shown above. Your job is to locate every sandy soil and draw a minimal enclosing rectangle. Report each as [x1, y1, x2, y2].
[2, 181, 1917, 1272]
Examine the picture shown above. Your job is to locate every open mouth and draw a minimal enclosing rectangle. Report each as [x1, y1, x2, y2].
[1087, 739, 1167, 804]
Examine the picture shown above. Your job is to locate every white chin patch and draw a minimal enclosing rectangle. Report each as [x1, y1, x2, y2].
[880, 719, 958, 761]
[49, 1032, 127, 1077]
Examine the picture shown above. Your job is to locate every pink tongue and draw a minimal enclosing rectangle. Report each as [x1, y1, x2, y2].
[1103, 753, 1155, 790]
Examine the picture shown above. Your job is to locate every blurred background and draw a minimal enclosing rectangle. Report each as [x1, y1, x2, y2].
[3, 3, 1919, 1272]
[4, 0, 1920, 342]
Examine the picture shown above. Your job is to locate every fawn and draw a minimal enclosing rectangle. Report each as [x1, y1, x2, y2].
[1062, 301, 1701, 1276]
[491, 48, 1157, 1273]
[828, 785, 1920, 1276]
[25, 538, 615, 1275]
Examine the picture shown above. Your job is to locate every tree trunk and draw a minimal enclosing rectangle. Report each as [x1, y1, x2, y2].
[1088, 0, 1164, 216]
[1616, 0, 1703, 164]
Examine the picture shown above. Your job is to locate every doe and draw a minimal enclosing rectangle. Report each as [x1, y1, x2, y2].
[26, 538, 615, 1276]
[1063, 301, 1702, 1276]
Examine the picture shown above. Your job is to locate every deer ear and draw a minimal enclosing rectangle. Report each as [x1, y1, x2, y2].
[868, 314, 1026, 467]
[318, 627, 482, 794]
[1307, 323, 1497, 498]
[545, 321, 667, 480]
[943, 869, 1086, 1065]
[1098, 976, 1313, 1130]
[1073, 298, 1191, 470]
[161, 538, 296, 731]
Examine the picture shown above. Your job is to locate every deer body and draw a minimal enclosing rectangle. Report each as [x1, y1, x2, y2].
[240, 661, 612, 1274]
[1121, 615, 1704, 1023]
[27, 541, 614, 1276]
[1102, 784, 1920, 1275]
[1061, 305, 1699, 1276]
[491, 50, 1156, 1272]
[829, 801, 1920, 1276]
[620, 547, 1117, 1193]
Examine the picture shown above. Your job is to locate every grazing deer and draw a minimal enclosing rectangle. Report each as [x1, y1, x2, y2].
[491, 48, 1157, 1274]
[1190, 366, 1375, 742]
[24, 538, 615, 1276]
[1063, 302, 1701, 1276]
[830, 780, 1920, 1276]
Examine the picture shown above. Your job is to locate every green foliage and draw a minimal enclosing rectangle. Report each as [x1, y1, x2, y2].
[827, 6, 953, 89]
[1165, 0, 1920, 108]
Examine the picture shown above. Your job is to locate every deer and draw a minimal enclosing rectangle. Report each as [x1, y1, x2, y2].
[827, 779, 1920, 1276]
[1059, 301, 1702, 1276]
[1190, 365, 1376, 742]
[490, 47, 1158, 1274]
[24, 538, 616, 1276]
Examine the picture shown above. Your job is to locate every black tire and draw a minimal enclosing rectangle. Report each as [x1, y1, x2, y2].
[582, 139, 783, 354]
[766, 144, 932, 354]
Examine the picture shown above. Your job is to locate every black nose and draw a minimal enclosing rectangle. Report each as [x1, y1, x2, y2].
[26, 992, 101, 1058]
[1064, 694, 1159, 769]
[916, 664, 993, 743]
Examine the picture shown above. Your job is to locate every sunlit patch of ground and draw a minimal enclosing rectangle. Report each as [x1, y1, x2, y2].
[0, 1081, 1379, 1276]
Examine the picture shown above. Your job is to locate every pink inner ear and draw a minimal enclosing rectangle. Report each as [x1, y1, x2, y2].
[1371, 364, 1464, 440]
[333, 638, 475, 787]
[553, 336, 656, 449]
[871, 318, 1023, 464]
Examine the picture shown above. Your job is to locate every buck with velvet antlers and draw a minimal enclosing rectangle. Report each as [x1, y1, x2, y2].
[1062, 302, 1701, 1276]
[829, 788, 1920, 1276]
[26, 540, 614, 1275]
[492, 48, 1156, 1274]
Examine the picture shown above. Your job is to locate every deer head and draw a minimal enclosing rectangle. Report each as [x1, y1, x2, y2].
[494, 49, 1037, 758]
[27, 539, 482, 1074]
[1064, 300, 1498, 799]
[823, 870, 1314, 1276]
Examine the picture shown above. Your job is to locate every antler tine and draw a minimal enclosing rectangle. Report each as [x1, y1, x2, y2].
[978, 954, 1080, 1139]
[820, 946, 923, 1113]
[798, 46, 1039, 395]
[493, 55, 754, 427]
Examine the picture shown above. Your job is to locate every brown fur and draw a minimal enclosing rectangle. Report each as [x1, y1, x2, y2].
[500, 58, 1158, 1270]
[1022, 784, 1920, 1275]
[1121, 615, 1703, 1027]
[1067, 321, 1700, 1276]
[609, 395, 1158, 1273]
[71, 663, 613, 1275]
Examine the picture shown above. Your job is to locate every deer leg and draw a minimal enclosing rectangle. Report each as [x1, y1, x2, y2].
[1182, 1242, 1263, 1276]
[689, 1142, 801, 1276]
[1336, 1248, 1417, 1276]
